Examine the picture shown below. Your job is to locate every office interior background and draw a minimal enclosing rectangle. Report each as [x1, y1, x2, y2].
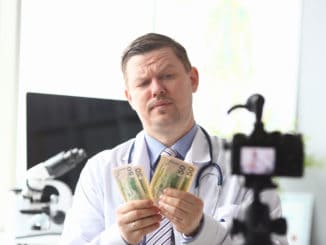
[0, 0, 325, 244]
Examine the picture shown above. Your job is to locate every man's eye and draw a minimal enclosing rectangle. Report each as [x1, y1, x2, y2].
[161, 74, 173, 80]
[137, 80, 150, 87]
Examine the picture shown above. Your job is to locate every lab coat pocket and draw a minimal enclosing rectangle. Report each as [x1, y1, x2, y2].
[214, 204, 241, 230]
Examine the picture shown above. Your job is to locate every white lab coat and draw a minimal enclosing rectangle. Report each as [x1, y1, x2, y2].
[60, 128, 288, 245]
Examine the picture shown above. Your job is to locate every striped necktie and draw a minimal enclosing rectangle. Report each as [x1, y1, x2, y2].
[146, 148, 177, 245]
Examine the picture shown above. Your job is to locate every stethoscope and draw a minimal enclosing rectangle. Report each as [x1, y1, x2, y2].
[127, 126, 224, 189]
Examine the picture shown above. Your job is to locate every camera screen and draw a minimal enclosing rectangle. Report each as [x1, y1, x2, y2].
[240, 146, 275, 175]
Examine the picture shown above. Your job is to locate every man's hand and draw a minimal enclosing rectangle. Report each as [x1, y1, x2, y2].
[116, 199, 162, 245]
[158, 188, 204, 236]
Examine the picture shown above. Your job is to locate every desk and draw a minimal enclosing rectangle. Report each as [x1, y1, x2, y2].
[15, 235, 60, 245]
[0, 232, 60, 245]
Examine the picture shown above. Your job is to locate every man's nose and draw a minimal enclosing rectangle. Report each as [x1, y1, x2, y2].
[151, 78, 166, 97]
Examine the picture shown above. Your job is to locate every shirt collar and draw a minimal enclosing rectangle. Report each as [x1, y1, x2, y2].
[144, 124, 198, 165]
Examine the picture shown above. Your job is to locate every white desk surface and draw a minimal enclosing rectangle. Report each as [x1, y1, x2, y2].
[0, 232, 60, 245]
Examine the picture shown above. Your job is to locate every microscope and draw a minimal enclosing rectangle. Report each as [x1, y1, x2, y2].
[11, 148, 87, 241]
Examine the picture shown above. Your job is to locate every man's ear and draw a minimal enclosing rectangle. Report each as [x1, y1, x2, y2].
[190, 67, 199, 92]
[125, 89, 135, 110]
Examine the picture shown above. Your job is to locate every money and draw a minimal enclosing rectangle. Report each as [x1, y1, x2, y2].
[113, 165, 151, 201]
[113, 156, 197, 202]
[150, 155, 198, 202]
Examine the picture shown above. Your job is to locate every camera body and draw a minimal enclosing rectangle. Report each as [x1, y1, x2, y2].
[230, 122, 304, 177]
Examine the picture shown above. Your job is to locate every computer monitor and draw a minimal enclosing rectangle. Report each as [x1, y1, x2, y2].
[26, 92, 142, 192]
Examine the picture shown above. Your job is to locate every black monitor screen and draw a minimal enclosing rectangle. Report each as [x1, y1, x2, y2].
[26, 92, 142, 192]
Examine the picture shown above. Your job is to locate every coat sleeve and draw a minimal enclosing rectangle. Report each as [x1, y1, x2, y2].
[59, 156, 126, 245]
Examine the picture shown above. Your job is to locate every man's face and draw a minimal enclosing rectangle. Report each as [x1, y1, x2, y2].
[124, 47, 199, 134]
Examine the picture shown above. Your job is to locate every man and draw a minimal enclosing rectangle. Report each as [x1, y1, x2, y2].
[60, 33, 288, 244]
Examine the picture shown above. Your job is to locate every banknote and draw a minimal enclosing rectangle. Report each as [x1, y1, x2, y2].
[113, 165, 151, 201]
[150, 155, 198, 202]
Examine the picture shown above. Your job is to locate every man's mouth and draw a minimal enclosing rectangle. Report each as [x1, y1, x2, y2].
[150, 100, 172, 110]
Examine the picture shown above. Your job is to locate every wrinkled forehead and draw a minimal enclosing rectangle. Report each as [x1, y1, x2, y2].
[124, 48, 184, 80]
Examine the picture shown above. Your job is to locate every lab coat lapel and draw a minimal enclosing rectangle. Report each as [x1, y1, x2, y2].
[185, 127, 224, 216]
[184, 127, 211, 166]
[128, 131, 151, 179]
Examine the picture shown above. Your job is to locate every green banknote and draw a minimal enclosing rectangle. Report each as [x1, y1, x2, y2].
[150, 155, 198, 202]
[113, 165, 151, 201]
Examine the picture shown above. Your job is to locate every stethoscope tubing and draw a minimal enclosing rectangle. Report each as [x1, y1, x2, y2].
[197, 126, 224, 187]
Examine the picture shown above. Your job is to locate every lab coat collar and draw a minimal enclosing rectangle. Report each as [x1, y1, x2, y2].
[131, 131, 150, 165]
[122, 126, 211, 170]
[185, 125, 211, 165]
[122, 131, 151, 176]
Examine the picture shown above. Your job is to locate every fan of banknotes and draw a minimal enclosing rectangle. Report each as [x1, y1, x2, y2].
[113, 155, 198, 202]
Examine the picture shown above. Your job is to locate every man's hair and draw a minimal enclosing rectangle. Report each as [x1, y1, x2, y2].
[121, 33, 192, 76]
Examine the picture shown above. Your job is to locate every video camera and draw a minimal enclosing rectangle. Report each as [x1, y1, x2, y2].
[226, 94, 304, 245]
[228, 94, 304, 178]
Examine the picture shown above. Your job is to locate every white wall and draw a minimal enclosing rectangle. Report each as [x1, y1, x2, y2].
[278, 0, 326, 244]
[0, 0, 19, 231]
